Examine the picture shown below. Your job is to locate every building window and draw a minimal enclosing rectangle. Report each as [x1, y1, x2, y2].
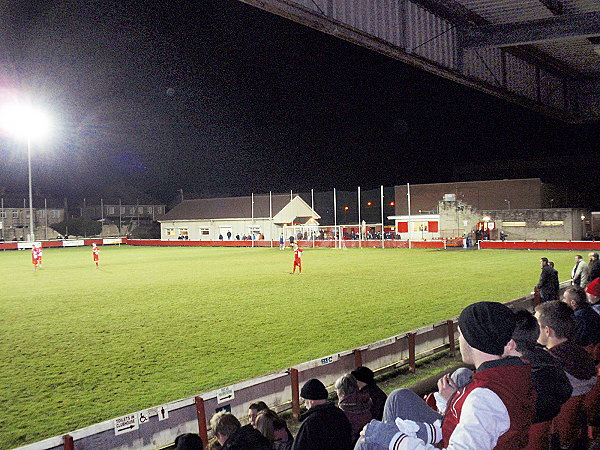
[503, 221, 526, 227]
[138, 207, 144, 214]
[539, 221, 564, 227]
[157, 207, 163, 214]
[12, 211, 19, 218]
[178, 228, 188, 237]
[37, 210, 45, 218]
[412, 221, 428, 232]
[147, 207, 152, 214]
[0, 211, 6, 219]
[120, 207, 125, 214]
[108, 207, 115, 214]
[199, 227, 210, 235]
[166, 228, 175, 236]
[130, 207, 136, 214]
[51, 210, 60, 219]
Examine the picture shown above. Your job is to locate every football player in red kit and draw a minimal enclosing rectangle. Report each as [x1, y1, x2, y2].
[292, 243, 303, 274]
[36, 245, 43, 266]
[92, 243, 100, 267]
[31, 244, 40, 271]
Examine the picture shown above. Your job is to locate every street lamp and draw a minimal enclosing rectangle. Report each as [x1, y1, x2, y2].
[0, 101, 50, 242]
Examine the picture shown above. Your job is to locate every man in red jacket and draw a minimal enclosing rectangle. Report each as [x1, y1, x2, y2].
[358, 301, 536, 449]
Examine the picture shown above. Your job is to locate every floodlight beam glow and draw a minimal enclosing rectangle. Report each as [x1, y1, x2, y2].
[0, 102, 51, 140]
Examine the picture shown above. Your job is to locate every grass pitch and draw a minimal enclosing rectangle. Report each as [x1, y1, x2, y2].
[0, 245, 573, 447]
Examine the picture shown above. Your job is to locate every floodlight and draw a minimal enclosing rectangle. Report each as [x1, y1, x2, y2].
[0, 100, 52, 242]
[0, 102, 51, 140]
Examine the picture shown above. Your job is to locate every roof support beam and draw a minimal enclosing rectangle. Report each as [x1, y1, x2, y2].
[538, 0, 563, 16]
[462, 11, 600, 48]
[408, 0, 487, 26]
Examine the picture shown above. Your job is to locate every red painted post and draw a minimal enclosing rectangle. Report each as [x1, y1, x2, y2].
[447, 320, 456, 356]
[353, 348, 362, 367]
[195, 396, 208, 447]
[533, 286, 541, 307]
[407, 333, 416, 373]
[62, 434, 74, 450]
[290, 368, 300, 420]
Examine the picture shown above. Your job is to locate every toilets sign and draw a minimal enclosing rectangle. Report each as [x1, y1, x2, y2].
[114, 413, 139, 435]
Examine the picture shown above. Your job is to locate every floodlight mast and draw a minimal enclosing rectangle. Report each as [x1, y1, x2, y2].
[0, 101, 50, 242]
[27, 135, 34, 242]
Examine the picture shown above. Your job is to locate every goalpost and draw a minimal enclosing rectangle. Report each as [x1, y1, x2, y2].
[283, 225, 343, 248]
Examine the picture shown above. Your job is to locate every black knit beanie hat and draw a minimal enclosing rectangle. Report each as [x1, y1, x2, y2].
[458, 301, 516, 355]
[300, 378, 328, 400]
[351, 366, 375, 385]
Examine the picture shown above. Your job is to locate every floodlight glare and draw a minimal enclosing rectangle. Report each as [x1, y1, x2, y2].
[0, 102, 51, 140]
[0, 100, 52, 242]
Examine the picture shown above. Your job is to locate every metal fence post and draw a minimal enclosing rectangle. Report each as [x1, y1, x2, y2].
[447, 320, 456, 356]
[195, 396, 208, 446]
[407, 333, 416, 373]
[62, 434, 74, 450]
[353, 348, 363, 368]
[290, 368, 300, 420]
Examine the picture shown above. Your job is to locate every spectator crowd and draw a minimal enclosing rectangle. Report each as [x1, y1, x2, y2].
[172, 254, 599, 450]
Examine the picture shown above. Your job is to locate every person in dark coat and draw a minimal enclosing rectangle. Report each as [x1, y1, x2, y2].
[335, 374, 372, 445]
[549, 261, 560, 301]
[254, 409, 294, 450]
[562, 286, 600, 347]
[511, 309, 572, 423]
[209, 411, 271, 450]
[351, 366, 387, 421]
[588, 252, 600, 283]
[175, 433, 203, 450]
[537, 257, 556, 302]
[291, 378, 352, 450]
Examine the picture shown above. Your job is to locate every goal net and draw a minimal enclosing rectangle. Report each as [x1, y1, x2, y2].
[283, 225, 343, 248]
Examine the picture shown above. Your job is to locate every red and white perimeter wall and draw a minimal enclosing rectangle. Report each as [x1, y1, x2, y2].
[479, 240, 600, 250]
[1, 239, 600, 251]
[0, 238, 447, 250]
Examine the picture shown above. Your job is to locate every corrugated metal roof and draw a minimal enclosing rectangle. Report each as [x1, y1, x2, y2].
[535, 38, 600, 75]
[236, 0, 600, 121]
[453, 0, 600, 75]
[160, 194, 291, 221]
[454, 0, 554, 24]
[563, 0, 600, 14]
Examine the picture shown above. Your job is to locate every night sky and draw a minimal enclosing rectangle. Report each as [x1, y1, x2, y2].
[1, 0, 599, 207]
